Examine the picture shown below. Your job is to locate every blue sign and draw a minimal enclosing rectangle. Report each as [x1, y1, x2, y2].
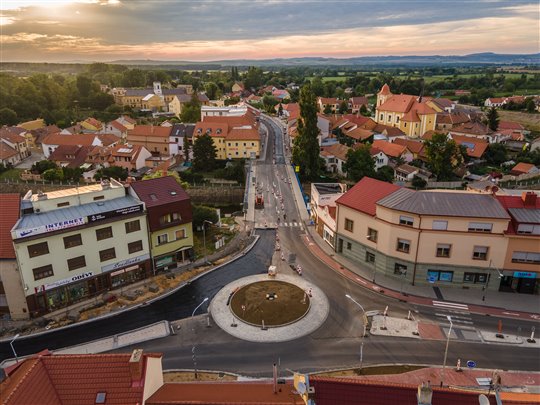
[467, 360, 476, 369]
[513, 271, 536, 279]
[428, 275, 437, 283]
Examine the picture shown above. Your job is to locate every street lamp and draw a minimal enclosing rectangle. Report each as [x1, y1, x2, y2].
[483, 260, 504, 302]
[441, 315, 453, 387]
[10, 333, 20, 363]
[345, 294, 367, 369]
[191, 297, 209, 380]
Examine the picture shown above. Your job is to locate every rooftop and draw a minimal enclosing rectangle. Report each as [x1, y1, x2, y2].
[0, 194, 20, 258]
[336, 177, 401, 216]
[130, 176, 190, 208]
[313, 183, 345, 195]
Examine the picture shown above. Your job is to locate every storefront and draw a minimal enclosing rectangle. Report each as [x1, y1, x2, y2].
[499, 271, 537, 294]
[154, 247, 193, 272]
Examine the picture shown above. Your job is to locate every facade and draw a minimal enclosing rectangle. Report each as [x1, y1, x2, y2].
[41, 133, 119, 158]
[320, 143, 350, 175]
[0, 129, 31, 164]
[129, 176, 194, 272]
[310, 183, 347, 248]
[375, 84, 437, 138]
[334, 177, 532, 292]
[127, 125, 173, 157]
[169, 123, 194, 157]
[11, 179, 152, 316]
[318, 97, 340, 113]
[168, 93, 210, 117]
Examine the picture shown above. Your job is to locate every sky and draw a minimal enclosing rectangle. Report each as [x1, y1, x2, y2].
[0, 0, 539, 62]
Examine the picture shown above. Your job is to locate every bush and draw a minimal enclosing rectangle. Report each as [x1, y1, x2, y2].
[192, 205, 219, 229]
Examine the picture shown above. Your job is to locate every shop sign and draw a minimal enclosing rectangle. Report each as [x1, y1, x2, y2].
[15, 217, 86, 239]
[35, 271, 94, 293]
[156, 255, 174, 267]
[110, 265, 139, 277]
[513, 271, 536, 279]
[88, 204, 143, 223]
[101, 253, 150, 273]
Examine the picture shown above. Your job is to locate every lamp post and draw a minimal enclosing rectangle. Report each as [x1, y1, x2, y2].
[10, 333, 20, 363]
[441, 315, 453, 387]
[345, 294, 367, 369]
[192, 297, 209, 380]
[483, 260, 504, 302]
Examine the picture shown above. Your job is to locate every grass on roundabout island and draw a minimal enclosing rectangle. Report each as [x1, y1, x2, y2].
[230, 280, 310, 327]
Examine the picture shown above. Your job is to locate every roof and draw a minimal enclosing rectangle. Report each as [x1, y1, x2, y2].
[321, 143, 351, 161]
[508, 208, 540, 224]
[378, 94, 437, 117]
[0, 141, 18, 160]
[498, 121, 525, 131]
[0, 129, 27, 144]
[436, 112, 470, 126]
[0, 194, 20, 258]
[125, 87, 187, 97]
[378, 83, 391, 95]
[372, 140, 408, 158]
[49, 145, 91, 168]
[128, 125, 172, 138]
[313, 183, 345, 195]
[451, 122, 492, 136]
[395, 163, 419, 175]
[227, 128, 260, 141]
[336, 177, 401, 216]
[372, 124, 404, 137]
[1, 352, 159, 405]
[109, 120, 128, 132]
[344, 127, 373, 141]
[319, 97, 339, 104]
[146, 382, 301, 405]
[170, 123, 195, 138]
[430, 98, 455, 109]
[130, 175, 190, 208]
[393, 138, 424, 155]
[511, 162, 536, 174]
[203, 114, 255, 127]
[451, 135, 489, 158]
[82, 117, 102, 128]
[42, 133, 118, 147]
[194, 122, 229, 138]
[496, 194, 540, 233]
[378, 189, 510, 219]
[350, 96, 368, 105]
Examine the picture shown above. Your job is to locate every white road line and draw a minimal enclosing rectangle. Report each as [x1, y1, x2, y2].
[434, 313, 472, 320]
[433, 301, 469, 310]
[502, 312, 520, 316]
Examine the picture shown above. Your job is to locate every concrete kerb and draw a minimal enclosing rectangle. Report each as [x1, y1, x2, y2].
[0, 234, 261, 344]
[209, 273, 329, 343]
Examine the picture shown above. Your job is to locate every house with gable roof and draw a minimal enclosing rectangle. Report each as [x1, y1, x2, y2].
[349, 96, 369, 113]
[0, 128, 31, 164]
[372, 140, 413, 163]
[320, 143, 350, 175]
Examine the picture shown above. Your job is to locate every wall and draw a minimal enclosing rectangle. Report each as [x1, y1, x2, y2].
[0, 259, 30, 319]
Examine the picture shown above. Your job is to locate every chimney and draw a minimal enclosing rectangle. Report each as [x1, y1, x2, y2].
[129, 349, 144, 383]
[37, 191, 48, 201]
[522, 192, 537, 207]
[417, 381, 433, 405]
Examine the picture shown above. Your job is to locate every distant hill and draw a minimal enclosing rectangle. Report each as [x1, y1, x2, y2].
[108, 53, 540, 68]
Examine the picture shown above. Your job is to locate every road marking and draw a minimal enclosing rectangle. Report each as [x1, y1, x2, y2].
[434, 313, 472, 320]
[432, 301, 469, 311]
[355, 277, 367, 285]
[502, 312, 520, 316]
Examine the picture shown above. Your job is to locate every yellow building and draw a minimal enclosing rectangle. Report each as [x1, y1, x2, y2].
[375, 84, 437, 138]
[80, 117, 103, 131]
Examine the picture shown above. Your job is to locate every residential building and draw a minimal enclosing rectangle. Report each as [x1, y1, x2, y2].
[272, 88, 290, 100]
[201, 105, 250, 118]
[394, 163, 431, 182]
[110, 143, 152, 171]
[335, 177, 514, 290]
[349, 96, 369, 113]
[510, 162, 539, 176]
[231, 82, 244, 92]
[449, 134, 489, 160]
[375, 84, 437, 138]
[426, 98, 456, 113]
[320, 143, 350, 175]
[0, 142, 19, 166]
[80, 117, 103, 131]
[435, 111, 471, 131]
[369, 146, 389, 171]
[130, 176, 194, 272]
[114, 81, 193, 111]
[310, 183, 347, 248]
[48, 145, 91, 169]
[372, 140, 413, 163]
[11, 179, 151, 315]
[41, 133, 119, 158]
[449, 121, 498, 143]
[29, 124, 61, 149]
[102, 120, 129, 140]
[317, 113, 332, 141]
[485, 95, 527, 108]
[318, 97, 340, 113]
[116, 115, 137, 129]
[168, 93, 210, 118]
[393, 138, 425, 161]
[169, 123, 195, 156]
[1, 349, 163, 405]
[0, 194, 29, 320]
[127, 125, 173, 157]
[0, 129, 31, 164]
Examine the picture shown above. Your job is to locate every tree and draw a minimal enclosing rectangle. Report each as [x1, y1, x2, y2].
[183, 133, 191, 163]
[31, 160, 58, 174]
[76, 75, 93, 98]
[338, 100, 349, 114]
[180, 93, 201, 123]
[359, 104, 369, 116]
[411, 175, 427, 189]
[62, 167, 83, 182]
[192, 205, 219, 229]
[87, 92, 115, 110]
[424, 133, 463, 180]
[277, 104, 284, 117]
[374, 165, 394, 183]
[292, 84, 321, 180]
[43, 168, 64, 182]
[94, 166, 128, 181]
[343, 144, 375, 181]
[485, 143, 508, 165]
[192, 133, 217, 172]
[244, 66, 263, 90]
[323, 104, 332, 114]
[486, 106, 500, 131]
[0, 107, 18, 126]
[205, 82, 219, 100]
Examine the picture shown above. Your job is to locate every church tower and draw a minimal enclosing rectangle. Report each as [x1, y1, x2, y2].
[376, 83, 392, 108]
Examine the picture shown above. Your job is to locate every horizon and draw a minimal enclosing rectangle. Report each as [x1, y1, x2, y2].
[1, 1, 539, 63]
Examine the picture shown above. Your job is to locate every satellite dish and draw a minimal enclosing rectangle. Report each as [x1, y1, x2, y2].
[478, 394, 490, 405]
[297, 381, 307, 395]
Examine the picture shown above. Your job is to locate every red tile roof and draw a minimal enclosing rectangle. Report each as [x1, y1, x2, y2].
[42, 133, 118, 147]
[499, 121, 525, 131]
[146, 382, 301, 404]
[451, 122, 492, 136]
[321, 143, 351, 161]
[0, 129, 26, 145]
[0, 194, 19, 259]
[393, 138, 424, 155]
[0, 142, 18, 160]
[450, 135, 489, 158]
[130, 175, 191, 208]
[49, 144, 91, 168]
[336, 177, 401, 216]
[350, 96, 368, 106]
[128, 125, 172, 137]
[510, 162, 536, 175]
[319, 97, 339, 105]
[372, 140, 408, 158]
[378, 83, 391, 95]
[227, 128, 260, 141]
[1, 352, 160, 405]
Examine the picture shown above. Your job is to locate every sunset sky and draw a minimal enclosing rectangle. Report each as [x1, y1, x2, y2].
[1, 0, 538, 62]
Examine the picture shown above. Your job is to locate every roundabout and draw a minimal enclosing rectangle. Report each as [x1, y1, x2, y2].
[209, 273, 329, 343]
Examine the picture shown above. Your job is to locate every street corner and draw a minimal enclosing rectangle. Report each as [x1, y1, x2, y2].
[369, 315, 420, 339]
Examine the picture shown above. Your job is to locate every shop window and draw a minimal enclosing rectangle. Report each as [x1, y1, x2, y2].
[96, 226, 113, 241]
[128, 240, 143, 254]
[157, 234, 168, 245]
[396, 238, 410, 253]
[33, 264, 54, 281]
[427, 270, 454, 282]
[344, 218, 354, 232]
[125, 220, 141, 233]
[468, 222, 492, 233]
[93, 195, 105, 201]
[28, 242, 49, 258]
[99, 247, 116, 262]
[432, 220, 448, 230]
[394, 263, 407, 275]
[367, 228, 378, 242]
[67, 255, 86, 271]
[64, 234, 82, 249]
[365, 252, 375, 263]
[436, 244, 451, 258]
[175, 229, 186, 240]
[399, 215, 414, 226]
[464, 272, 488, 284]
[472, 246, 489, 261]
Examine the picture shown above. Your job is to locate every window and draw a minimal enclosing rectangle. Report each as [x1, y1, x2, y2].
[96, 226, 113, 241]
[432, 220, 448, 230]
[128, 240, 143, 254]
[172, 212, 180, 221]
[99, 248, 116, 262]
[517, 224, 540, 235]
[512, 251, 540, 264]
[394, 263, 407, 276]
[396, 238, 410, 253]
[63, 234, 82, 249]
[33, 264, 54, 281]
[367, 228, 378, 242]
[175, 229, 186, 240]
[67, 255, 86, 271]
[468, 222, 493, 233]
[399, 216, 414, 226]
[344, 218, 354, 232]
[346, 242, 352, 250]
[157, 234, 168, 245]
[464, 272, 488, 284]
[427, 270, 454, 282]
[57, 201, 70, 207]
[436, 244, 451, 258]
[27, 242, 49, 258]
[472, 246, 489, 261]
[365, 252, 375, 263]
[93, 195, 105, 201]
[125, 220, 141, 233]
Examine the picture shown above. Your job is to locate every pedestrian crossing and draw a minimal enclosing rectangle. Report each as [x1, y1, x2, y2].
[432, 300, 469, 311]
[255, 222, 303, 229]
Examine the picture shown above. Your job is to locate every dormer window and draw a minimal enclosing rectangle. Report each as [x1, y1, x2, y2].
[196, 128, 202, 135]
[206, 129, 211, 135]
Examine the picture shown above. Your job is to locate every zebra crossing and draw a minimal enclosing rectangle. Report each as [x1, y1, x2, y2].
[255, 222, 303, 229]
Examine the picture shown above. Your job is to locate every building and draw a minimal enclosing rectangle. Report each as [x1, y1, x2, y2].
[48, 145, 91, 168]
[449, 134, 489, 160]
[11, 179, 151, 316]
[168, 93, 210, 118]
[201, 105, 250, 118]
[310, 183, 347, 248]
[169, 123, 195, 156]
[449, 122, 500, 143]
[1, 349, 163, 405]
[510, 162, 539, 176]
[129, 176, 194, 272]
[0, 141, 19, 166]
[375, 84, 437, 138]
[0, 129, 31, 164]
[80, 117, 103, 131]
[318, 97, 340, 113]
[335, 177, 514, 289]
[109, 143, 152, 171]
[41, 133, 119, 158]
[127, 125, 173, 157]
[320, 143, 350, 175]
[349, 96, 369, 113]
[114, 81, 193, 111]
[372, 140, 414, 163]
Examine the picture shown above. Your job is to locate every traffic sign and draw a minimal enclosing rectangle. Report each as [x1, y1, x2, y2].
[428, 275, 437, 283]
[467, 360, 476, 369]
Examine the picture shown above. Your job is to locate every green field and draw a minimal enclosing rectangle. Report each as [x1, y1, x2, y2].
[0, 168, 23, 181]
[306, 76, 350, 83]
[412, 73, 536, 83]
